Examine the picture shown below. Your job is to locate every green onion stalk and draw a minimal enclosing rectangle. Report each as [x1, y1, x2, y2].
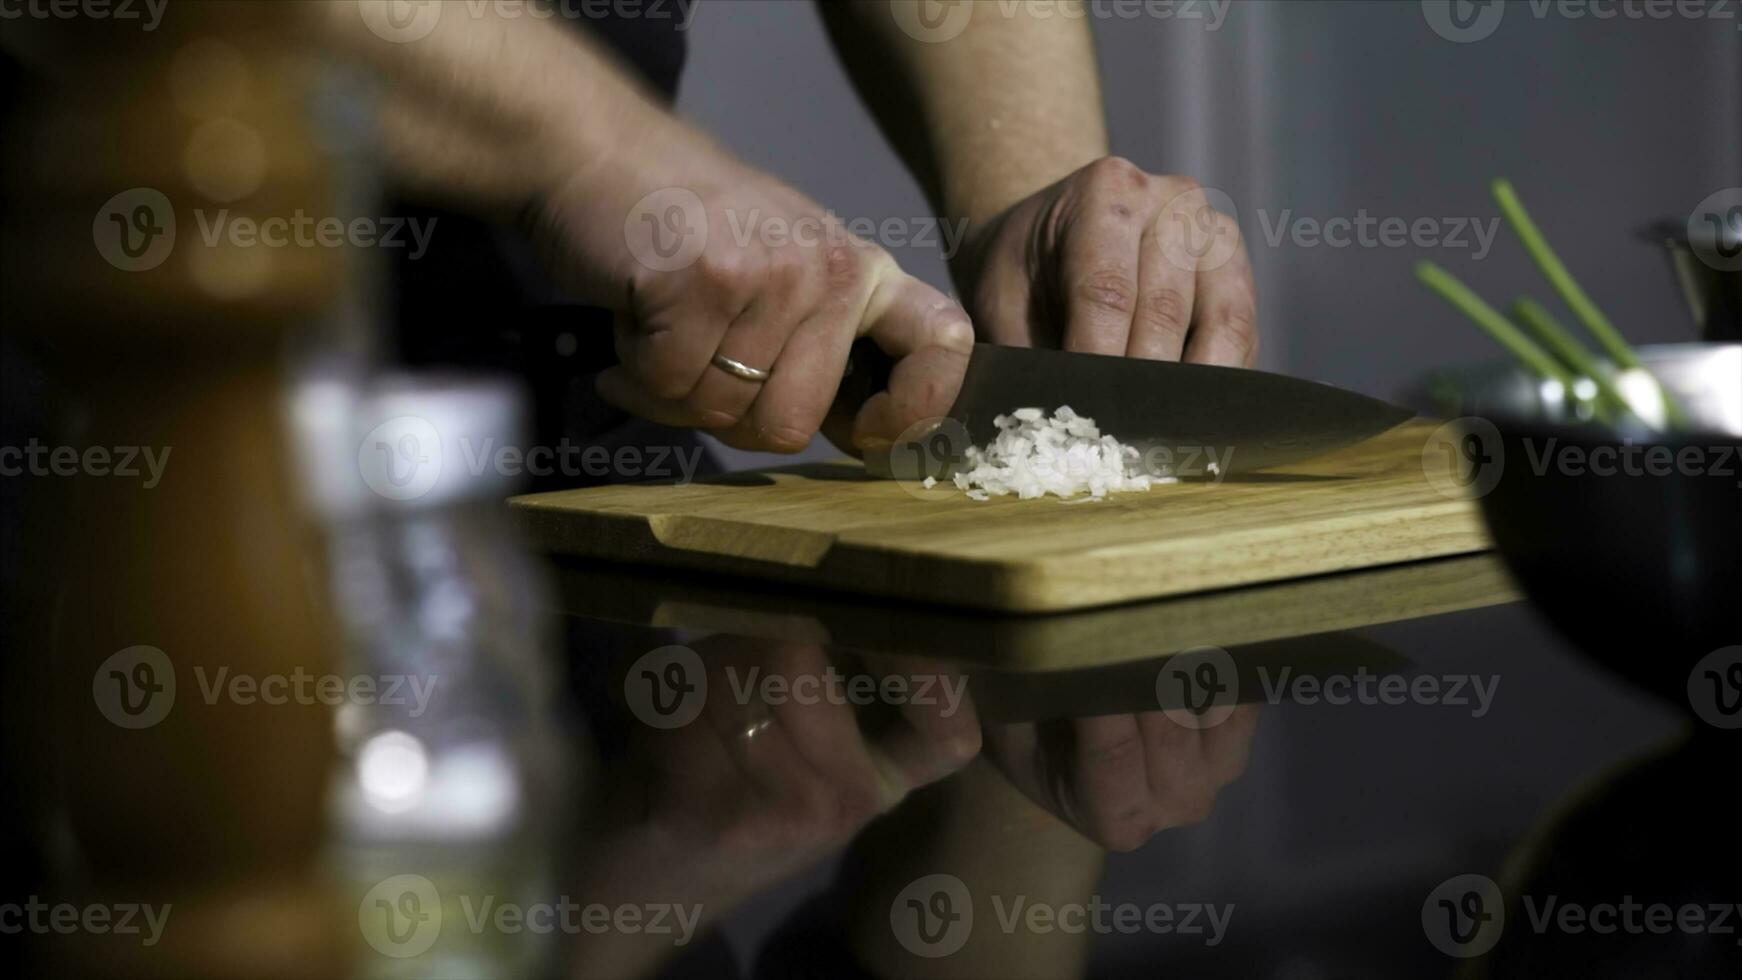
[1491, 179, 1687, 428]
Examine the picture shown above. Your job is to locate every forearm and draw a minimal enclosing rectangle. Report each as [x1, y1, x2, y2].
[844, 758, 1105, 980]
[321, 1, 707, 217]
[820, 1, 1109, 228]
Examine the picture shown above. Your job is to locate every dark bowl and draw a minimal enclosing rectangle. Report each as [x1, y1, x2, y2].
[1422, 344, 1742, 710]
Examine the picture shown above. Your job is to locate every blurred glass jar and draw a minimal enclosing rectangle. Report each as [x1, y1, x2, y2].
[291, 374, 575, 980]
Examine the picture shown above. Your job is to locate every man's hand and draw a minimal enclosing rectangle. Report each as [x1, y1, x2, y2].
[324, 1, 971, 456]
[954, 157, 1260, 367]
[532, 152, 973, 455]
[574, 639, 981, 978]
[819, 6, 1260, 368]
[981, 705, 1260, 852]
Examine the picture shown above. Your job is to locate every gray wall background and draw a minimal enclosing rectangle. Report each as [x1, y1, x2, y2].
[665, 1, 1738, 972]
[679, 0, 1739, 466]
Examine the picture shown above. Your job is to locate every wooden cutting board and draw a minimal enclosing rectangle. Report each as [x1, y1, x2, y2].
[511, 420, 1491, 613]
[542, 554, 1518, 671]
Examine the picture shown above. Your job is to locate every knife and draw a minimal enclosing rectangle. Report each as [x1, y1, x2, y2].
[849, 341, 1415, 479]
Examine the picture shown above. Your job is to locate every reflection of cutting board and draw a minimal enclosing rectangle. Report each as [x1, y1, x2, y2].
[511, 420, 1490, 613]
[543, 554, 1517, 671]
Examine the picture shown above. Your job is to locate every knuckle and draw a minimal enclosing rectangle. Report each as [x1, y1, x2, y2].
[714, 429, 770, 454]
[927, 300, 977, 352]
[749, 398, 817, 452]
[1087, 155, 1146, 187]
[1097, 817, 1153, 853]
[719, 814, 785, 855]
[1215, 303, 1260, 361]
[697, 246, 764, 298]
[888, 364, 960, 425]
[1222, 753, 1253, 785]
[1074, 268, 1139, 317]
[687, 395, 744, 430]
[1078, 732, 1145, 769]
[945, 730, 983, 768]
[1138, 287, 1193, 339]
[1211, 211, 1245, 249]
[1181, 793, 1219, 826]
[626, 329, 698, 401]
[694, 247, 742, 285]
[1161, 174, 1204, 195]
[821, 242, 866, 295]
[649, 373, 694, 402]
[829, 786, 884, 834]
[1157, 175, 1205, 208]
[930, 716, 983, 766]
[785, 785, 837, 836]
[856, 243, 894, 281]
[754, 424, 813, 454]
[767, 245, 811, 295]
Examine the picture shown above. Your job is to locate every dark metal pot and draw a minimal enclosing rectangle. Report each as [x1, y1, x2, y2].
[1642, 215, 1742, 342]
[1423, 344, 1742, 711]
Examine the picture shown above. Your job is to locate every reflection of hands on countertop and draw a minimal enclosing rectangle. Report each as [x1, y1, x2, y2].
[570, 636, 980, 979]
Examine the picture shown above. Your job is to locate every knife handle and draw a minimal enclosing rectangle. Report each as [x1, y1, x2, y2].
[834, 338, 895, 415]
[527, 306, 900, 417]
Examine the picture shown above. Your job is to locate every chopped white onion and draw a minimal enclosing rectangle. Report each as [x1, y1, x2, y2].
[951, 406, 1173, 501]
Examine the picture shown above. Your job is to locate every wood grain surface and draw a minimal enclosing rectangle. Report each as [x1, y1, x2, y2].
[542, 554, 1517, 672]
[512, 420, 1491, 613]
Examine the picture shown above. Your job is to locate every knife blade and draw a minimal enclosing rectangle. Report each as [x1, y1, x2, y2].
[858, 342, 1415, 479]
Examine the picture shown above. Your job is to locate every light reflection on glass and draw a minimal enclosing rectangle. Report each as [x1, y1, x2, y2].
[1615, 368, 1669, 430]
[424, 743, 521, 833]
[358, 729, 429, 814]
[1689, 346, 1742, 435]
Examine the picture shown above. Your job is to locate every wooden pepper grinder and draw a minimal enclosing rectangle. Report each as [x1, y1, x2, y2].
[2, 3, 364, 976]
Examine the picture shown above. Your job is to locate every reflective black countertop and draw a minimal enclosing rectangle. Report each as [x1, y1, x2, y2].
[541, 552, 1737, 979]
